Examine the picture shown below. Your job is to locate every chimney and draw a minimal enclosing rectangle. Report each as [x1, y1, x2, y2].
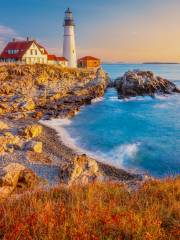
[12, 38, 16, 42]
[27, 37, 29, 41]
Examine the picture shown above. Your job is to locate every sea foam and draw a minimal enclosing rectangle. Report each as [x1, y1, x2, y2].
[40, 118, 140, 169]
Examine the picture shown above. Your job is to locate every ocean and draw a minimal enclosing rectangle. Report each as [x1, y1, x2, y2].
[57, 64, 180, 178]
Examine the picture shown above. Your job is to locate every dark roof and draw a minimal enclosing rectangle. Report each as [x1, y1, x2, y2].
[78, 56, 100, 61]
[0, 40, 48, 59]
[65, 8, 72, 13]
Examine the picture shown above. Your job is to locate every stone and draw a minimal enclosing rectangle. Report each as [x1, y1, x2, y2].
[1, 163, 25, 187]
[0, 120, 8, 130]
[17, 168, 39, 189]
[0, 163, 40, 201]
[115, 70, 180, 98]
[24, 141, 43, 153]
[20, 99, 35, 111]
[24, 124, 42, 138]
[0, 134, 20, 154]
[60, 154, 101, 184]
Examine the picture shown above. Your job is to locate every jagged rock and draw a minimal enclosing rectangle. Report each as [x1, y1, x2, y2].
[0, 133, 20, 154]
[0, 108, 4, 115]
[17, 168, 40, 190]
[24, 141, 43, 153]
[60, 154, 102, 184]
[19, 99, 35, 111]
[0, 163, 40, 201]
[24, 124, 42, 138]
[0, 120, 8, 130]
[115, 70, 180, 98]
[0, 65, 108, 118]
[1, 163, 25, 187]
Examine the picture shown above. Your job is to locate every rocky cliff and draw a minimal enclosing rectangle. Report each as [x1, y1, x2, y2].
[0, 64, 109, 119]
[115, 70, 180, 98]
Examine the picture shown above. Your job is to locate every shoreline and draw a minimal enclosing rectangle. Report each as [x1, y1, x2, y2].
[40, 109, 143, 176]
[38, 111, 144, 186]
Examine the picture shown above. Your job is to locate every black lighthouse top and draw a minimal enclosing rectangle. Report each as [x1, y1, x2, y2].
[64, 8, 75, 26]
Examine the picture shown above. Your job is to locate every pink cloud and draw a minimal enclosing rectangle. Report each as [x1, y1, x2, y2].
[0, 25, 23, 50]
[0, 25, 16, 36]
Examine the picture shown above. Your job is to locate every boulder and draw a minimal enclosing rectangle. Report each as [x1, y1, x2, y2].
[17, 168, 40, 189]
[24, 141, 43, 153]
[0, 120, 8, 130]
[19, 99, 35, 111]
[1, 163, 25, 187]
[115, 70, 180, 98]
[0, 134, 20, 154]
[60, 154, 102, 185]
[0, 163, 40, 201]
[24, 124, 42, 138]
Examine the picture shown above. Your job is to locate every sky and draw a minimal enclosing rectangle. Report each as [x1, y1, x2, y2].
[0, 0, 180, 62]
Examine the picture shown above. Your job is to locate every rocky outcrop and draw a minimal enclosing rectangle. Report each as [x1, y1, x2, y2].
[0, 122, 43, 155]
[60, 154, 102, 184]
[115, 70, 180, 98]
[59, 153, 142, 185]
[0, 64, 108, 119]
[24, 124, 42, 138]
[24, 140, 43, 153]
[0, 163, 40, 202]
[0, 132, 20, 154]
[0, 120, 8, 130]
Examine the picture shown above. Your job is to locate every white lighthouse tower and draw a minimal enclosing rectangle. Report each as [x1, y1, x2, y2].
[63, 8, 77, 68]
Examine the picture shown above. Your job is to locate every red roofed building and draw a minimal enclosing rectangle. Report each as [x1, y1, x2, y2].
[78, 56, 101, 68]
[0, 38, 48, 64]
[48, 55, 67, 67]
[0, 38, 67, 67]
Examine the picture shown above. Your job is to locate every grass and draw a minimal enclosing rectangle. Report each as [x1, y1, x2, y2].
[0, 177, 180, 240]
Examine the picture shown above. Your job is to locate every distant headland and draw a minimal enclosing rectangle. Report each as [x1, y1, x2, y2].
[143, 62, 179, 64]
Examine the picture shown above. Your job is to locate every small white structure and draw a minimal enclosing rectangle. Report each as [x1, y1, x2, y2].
[63, 8, 77, 68]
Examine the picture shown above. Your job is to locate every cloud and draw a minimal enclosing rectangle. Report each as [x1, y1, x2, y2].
[0, 25, 22, 49]
[0, 25, 16, 36]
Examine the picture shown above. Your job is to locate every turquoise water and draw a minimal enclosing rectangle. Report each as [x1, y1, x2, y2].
[64, 64, 180, 177]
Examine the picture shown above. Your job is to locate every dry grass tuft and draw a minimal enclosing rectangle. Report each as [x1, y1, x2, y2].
[0, 177, 180, 240]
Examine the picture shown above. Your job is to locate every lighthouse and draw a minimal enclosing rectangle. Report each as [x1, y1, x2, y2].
[63, 8, 77, 68]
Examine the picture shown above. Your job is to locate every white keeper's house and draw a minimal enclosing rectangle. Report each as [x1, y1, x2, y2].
[0, 38, 68, 67]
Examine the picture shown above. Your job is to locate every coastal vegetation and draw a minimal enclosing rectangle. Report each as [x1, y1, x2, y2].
[0, 177, 179, 240]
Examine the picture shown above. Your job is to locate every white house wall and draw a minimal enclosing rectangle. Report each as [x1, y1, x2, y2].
[22, 42, 48, 64]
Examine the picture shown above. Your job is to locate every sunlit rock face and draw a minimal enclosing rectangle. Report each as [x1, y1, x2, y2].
[115, 70, 180, 98]
[0, 163, 40, 202]
[0, 64, 108, 119]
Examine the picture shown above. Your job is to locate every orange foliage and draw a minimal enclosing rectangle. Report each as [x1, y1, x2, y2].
[0, 177, 180, 240]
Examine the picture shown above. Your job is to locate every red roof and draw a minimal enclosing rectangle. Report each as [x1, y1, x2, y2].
[78, 56, 100, 61]
[0, 40, 48, 59]
[48, 55, 67, 62]
[56, 56, 67, 61]
[48, 54, 57, 61]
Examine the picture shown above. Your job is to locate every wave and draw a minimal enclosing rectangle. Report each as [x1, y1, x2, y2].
[40, 118, 83, 153]
[96, 143, 141, 168]
[91, 97, 104, 103]
[40, 119, 140, 168]
[109, 96, 119, 102]
[41, 118, 141, 170]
